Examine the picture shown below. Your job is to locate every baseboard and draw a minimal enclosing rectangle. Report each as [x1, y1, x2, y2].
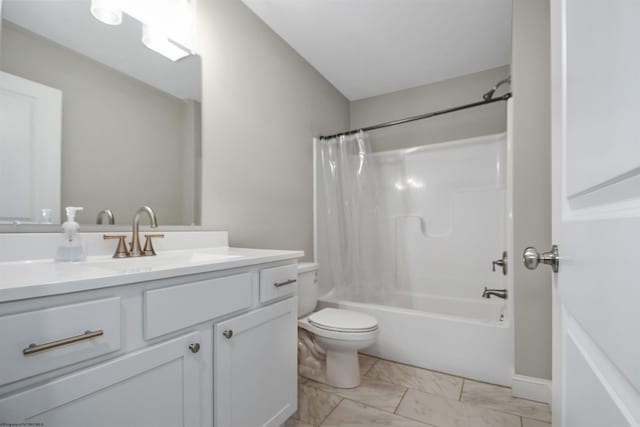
[511, 373, 552, 404]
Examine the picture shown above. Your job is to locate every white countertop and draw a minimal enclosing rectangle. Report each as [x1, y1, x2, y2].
[0, 247, 303, 303]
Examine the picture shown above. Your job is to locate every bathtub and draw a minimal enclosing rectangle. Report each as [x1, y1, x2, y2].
[318, 290, 513, 386]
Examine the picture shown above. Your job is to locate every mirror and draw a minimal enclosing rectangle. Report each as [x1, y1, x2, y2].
[0, 0, 202, 227]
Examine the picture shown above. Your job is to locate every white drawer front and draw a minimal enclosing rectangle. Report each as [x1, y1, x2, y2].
[0, 297, 121, 386]
[259, 264, 297, 303]
[144, 273, 252, 339]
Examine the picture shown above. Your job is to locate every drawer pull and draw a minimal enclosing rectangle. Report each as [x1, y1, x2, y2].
[222, 330, 233, 339]
[23, 330, 104, 356]
[274, 279, 296, 288]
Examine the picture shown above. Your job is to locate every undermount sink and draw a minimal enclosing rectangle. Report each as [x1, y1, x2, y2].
[90, 250, 244, 273]
[0, 248, 247, 291]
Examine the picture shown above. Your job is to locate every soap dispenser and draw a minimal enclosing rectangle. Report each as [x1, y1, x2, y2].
[56, 206, 87, 262]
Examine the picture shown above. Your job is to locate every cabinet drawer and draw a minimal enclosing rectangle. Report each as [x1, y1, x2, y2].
[259, 264, 297, 303]
[0, 297, 121, 386]
[144, 273, 252, 339]
[0, 332, 202, 427]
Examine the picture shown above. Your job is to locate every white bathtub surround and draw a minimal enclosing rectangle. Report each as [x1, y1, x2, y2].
[319, 294, 511, 386]
[316, 133, 512, 386]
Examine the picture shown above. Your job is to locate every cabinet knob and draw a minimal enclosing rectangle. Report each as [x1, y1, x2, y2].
[189, 343, 200, 353]
[222, 330, 233, 339]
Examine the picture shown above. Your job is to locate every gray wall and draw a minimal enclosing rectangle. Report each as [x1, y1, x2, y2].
[512, 0, 552, 380]
[350, 66, 510, 152]
[197, 0, 349, 260]
[1, 22, 197, 225]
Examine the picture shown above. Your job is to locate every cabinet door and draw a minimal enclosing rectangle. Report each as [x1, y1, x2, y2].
[214, 297, 297, 427]
[0, 332, 204, 427]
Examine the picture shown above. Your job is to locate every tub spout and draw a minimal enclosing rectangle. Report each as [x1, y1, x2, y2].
[482, 287, 507, 299]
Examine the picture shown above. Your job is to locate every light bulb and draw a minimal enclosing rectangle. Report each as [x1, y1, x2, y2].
[90, 0, 122, 26]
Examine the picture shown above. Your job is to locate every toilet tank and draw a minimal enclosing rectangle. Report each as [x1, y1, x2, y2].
[297, 262, 319, 317]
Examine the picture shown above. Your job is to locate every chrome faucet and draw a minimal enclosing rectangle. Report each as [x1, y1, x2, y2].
[129, 206, 159, 257]
[482, 286, 508, 299]
[96, 209, 115, 224]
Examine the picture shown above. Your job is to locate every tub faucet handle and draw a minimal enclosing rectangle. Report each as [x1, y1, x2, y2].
[492, 251, 508, 275]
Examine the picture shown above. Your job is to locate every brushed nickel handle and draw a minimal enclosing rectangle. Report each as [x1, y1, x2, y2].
[222, 330, 233, 339]
[274, 279, 296, 288]
[23, 330, 104, 356]
[142, 233, 165, 256]
[103, 235, 130, 258]
[189, 343, 200, 353]
[492, 251, 508, 275]
[523, 245, 560, 273]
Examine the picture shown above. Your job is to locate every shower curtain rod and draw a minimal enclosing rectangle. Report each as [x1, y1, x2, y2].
[318, 92, 512, 140]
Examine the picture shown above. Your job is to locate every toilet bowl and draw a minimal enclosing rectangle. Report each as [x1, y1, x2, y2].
[296, 263, 378, 388]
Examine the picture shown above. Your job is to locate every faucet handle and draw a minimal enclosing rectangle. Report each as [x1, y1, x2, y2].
[103, 235, 130, 258]
[143, 234, 164, 256]
[491, 251, 508, 275]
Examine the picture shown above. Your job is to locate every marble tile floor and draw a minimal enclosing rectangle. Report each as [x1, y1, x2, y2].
[287, 354, 551, 427]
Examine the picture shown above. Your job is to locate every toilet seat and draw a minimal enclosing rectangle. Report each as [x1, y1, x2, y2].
[307, 308, 378, 333]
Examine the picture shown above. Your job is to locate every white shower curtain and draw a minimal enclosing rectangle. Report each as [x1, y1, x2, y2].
[317, 131, 391, 299]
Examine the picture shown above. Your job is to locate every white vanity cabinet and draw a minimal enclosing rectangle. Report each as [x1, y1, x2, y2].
[0, 258, 299, 427]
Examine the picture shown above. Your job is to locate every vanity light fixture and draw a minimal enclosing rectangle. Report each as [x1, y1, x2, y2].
[90, 0, 123, 26]
[142, 24, 191, 62]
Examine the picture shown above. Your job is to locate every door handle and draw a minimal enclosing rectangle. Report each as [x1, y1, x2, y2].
[522, 245, 559, 273]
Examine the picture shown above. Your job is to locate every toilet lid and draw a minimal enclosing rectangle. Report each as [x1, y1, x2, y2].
[308, 308, 378, 333]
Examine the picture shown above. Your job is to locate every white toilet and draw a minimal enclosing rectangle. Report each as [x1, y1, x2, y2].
[296, 262, 378, 388]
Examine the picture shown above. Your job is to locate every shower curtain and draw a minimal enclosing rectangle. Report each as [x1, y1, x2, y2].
[317, 132, 391, 299]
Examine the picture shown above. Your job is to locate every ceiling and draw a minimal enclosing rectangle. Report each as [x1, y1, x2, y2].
[2, 0, 201, 100]
[241, 0, 512, 100]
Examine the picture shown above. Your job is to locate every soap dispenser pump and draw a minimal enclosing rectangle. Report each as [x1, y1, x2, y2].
[56, 206, 87, 262]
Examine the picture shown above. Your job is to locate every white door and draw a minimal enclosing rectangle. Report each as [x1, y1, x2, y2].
[549, 0, 640, 425]
[0, 332, 203, 427]
[214, 297, 297, 427]
[0, 71, 61, 224]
